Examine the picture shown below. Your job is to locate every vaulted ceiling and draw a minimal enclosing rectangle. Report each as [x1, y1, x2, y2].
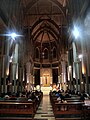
[0, 0, 89, 63]
[0, 0, 87, 41]
[23, 0, 67, 44]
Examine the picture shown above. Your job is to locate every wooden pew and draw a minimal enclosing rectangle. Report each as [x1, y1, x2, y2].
[0, 101, 35, 120]
[65, 97, 80, 101]
[53, 102, 84, 120]
[51, 97, 82, 111]
[66, 100, 82, 102]
[82, 104, 90, 120]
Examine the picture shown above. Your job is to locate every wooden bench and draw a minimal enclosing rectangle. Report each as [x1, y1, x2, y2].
[53, 102, 84, 120]
[51, 97, 82, 111]
[65, 97, 80, 100]
[0, 101, 35, 120]
[66, 100, 82, 102]
[82, 104, 90, 120]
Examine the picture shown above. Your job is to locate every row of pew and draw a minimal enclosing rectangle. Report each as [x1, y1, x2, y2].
[50, 91, 90, 120]
[0, 91, 43, 120]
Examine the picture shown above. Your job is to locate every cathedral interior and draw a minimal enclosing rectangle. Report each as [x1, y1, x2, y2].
[1, 0, 90, 120]
[0, 0, 90, 95]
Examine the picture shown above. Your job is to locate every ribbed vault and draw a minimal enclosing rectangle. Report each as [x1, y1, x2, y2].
[31, 18, 59, 43]
[22, 0, 68, 58]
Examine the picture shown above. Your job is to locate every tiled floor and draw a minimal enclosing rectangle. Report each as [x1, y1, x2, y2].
[34, 95, 55, 120]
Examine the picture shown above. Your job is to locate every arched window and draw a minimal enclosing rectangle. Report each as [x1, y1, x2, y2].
[53, 47, 56, 58]
[35, 48, 40, 59]
[43, 48, 48, 59]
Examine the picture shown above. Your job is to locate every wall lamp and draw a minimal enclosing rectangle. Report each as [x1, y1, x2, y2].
[72, 25, 80, 39]
[2, 31, 23, 40]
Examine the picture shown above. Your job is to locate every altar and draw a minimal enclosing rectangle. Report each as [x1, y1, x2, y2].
[41, 86, 52, 95]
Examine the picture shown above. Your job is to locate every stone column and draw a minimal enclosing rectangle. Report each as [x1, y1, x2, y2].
[12, 63, 17, 93]
[1, 55, 5, 93]
[72, 42, 79, 91]
[58, 63, 61, 83]
[33, 75, 35, 90]
[9, 44, 18, 93]
[61, 61, 67, 91]
[30, 73, 32, 91]
[74, 62, 80, 91]
[68, 65, 73, 90]
[18, 67, 23, 92]
[84, 57, 89, 93]
[76, 60, 83, 93]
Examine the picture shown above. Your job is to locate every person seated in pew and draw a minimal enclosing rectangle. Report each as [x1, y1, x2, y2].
[0, 93, 5, 100]
[52, 90, 57, 97]
[4, 94, 10, 100]
[9, 94, 17, 100]
[56, 91, 65, 102]
[80, 93, 85, 102]
[64, 91, 71, 98]
[55, 91, 60, 97]
[83, 91, 90, 99]
[76, 91, 81, 96]
[17, 93, 28, 101]
[27, 92, 33, 101]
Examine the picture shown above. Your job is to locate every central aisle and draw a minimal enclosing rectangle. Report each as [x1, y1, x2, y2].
[34, 95, 55, 120]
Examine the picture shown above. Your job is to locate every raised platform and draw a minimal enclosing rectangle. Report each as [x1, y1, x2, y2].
[41, 87, 52, 95]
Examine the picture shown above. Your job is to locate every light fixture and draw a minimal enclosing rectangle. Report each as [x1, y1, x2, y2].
[78, 54, 83, 59]
[68, 65, 72, 74]
[81, 81, 83, 84]
[10, 32, 22, 40]
[72, 25, 80, 39]
[10, 32, 17, 39]
[78, 54, 83, 61]
[9, 55, 13, 63]
[2, 31, 23, 40]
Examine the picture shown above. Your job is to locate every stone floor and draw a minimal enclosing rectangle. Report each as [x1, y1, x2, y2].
[34, 95, 55, 120]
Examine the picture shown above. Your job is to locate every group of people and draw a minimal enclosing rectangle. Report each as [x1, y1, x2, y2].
[0, 90, 43, 103]
[51, 83, 90, 102]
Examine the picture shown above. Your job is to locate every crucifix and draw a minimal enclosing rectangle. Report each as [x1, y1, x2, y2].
[45, 76, 47, 84]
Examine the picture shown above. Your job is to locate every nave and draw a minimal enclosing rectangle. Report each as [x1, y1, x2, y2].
[0, 1, 90, 119]
[34, 95, 55, 120]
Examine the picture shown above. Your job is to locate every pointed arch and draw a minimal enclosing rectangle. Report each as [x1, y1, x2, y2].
[35, 47, 40, 59]
[52, 47, 57, 59]
[43, 48, 49, 59]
